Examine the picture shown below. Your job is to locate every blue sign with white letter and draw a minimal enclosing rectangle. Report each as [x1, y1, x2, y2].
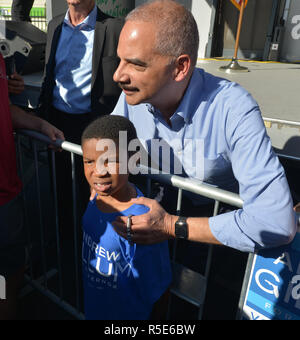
[242, 232, 300, 320]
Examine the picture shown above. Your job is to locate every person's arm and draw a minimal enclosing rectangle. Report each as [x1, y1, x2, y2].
[208, 87, 297, 252]
[10, 103, 64, 141]
[112, 196, 222, 246]
[111, 86, 297, 252]
[8, 72, 25, 95]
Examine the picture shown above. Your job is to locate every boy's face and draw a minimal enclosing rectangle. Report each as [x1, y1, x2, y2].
[82, 138, 129, 199]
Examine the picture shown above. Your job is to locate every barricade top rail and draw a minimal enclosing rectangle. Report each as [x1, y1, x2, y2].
[18, 129, 244, 208]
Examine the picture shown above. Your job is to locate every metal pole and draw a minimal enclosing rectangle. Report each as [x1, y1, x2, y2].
[33, 140, 48, 288]
[71, 152, 80, 312]
[236, 252, 255, 320]
[51, 150, 64, 300]
[16, 135, 33, 280]
[233, 0, 246, 60]
[219, 0, 249, 73]
[167, 188, 183, 320]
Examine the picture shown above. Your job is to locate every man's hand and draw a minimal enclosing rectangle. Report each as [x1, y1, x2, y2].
[10, 104, 65, 147]
[39, 119, 64, 142]
[112, 197, 176, 244]
[8, 72, 25, 95]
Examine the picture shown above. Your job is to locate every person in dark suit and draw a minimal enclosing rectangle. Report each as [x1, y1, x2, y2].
[37, 0, 123, 237]
[38, 0, 123, 133]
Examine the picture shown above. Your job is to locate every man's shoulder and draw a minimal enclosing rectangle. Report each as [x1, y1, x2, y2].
[197, 67, 232, 90]
[197, 68, 255, 103]
[48, 13, 65, 28]
[103, 16, 124, 32]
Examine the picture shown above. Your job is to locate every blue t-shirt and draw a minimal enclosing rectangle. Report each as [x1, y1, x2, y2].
[82, 187, 172, 320]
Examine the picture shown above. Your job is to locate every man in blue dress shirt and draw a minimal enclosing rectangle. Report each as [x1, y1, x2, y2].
[110, 0, 297, 254]
[109, 0, 297, 318]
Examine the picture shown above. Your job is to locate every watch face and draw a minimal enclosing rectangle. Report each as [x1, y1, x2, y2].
[175, 218, 188, 239]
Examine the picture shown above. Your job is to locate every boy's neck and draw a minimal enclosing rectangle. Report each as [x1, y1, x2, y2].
[96, 182, 137, 213]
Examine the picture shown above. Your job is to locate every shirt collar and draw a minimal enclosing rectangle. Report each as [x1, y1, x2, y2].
[64, 4, 97, 29]
[175, 68, 203, 124]
[146, 68, 204, 124]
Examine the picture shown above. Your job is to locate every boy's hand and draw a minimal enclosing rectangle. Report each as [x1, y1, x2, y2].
[294, 203, 300, 213]
[90, 188, 97, 201]
[8, 72, 25, 95]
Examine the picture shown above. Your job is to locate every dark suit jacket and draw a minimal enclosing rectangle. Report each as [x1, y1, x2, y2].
[37, 7, 123, 120]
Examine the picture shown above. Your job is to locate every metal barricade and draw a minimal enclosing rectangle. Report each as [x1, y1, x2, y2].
[16, 129, 245, 320]
[16, 130, 84, 320]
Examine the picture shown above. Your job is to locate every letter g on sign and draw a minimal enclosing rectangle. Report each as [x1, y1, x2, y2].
[255, 269, 280, 298]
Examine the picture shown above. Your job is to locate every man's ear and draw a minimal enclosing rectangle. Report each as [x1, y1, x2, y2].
[173, 55, 192, 82]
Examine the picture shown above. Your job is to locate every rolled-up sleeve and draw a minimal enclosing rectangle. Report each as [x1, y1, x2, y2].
[209, 88, 297, 253]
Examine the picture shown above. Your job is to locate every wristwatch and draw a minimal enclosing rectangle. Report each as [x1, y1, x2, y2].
[175, 216, 188, 239]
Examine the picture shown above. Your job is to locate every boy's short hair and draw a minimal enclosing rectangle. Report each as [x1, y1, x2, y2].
[81, 115, 138, 146]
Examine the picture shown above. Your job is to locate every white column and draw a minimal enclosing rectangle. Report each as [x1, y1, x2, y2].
[46, 0, 67, 22]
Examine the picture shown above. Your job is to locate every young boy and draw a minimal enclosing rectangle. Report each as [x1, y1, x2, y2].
[81, 115, 172, 320]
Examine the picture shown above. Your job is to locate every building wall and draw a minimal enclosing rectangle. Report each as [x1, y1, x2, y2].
[136, 0, 214, 59]
[280, 0, 300, 62]
[45, 0, 214, 59]
[216, 0, 274, 60]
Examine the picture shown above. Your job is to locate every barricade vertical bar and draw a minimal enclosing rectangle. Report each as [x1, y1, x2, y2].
[172, 188, 183, 260]
[51, 150, 64, 299]
[146, 177, 152, 197]
[236, 252, 255, 320]
[16, 135, 33, 280]
[204, 200, 219, 279]
[197, 200, 220, 319]
[167, 188, 183, 320]
[33, 140, 47, 288]
[176, 189, 183, 216]
[71, 152, 80, 311]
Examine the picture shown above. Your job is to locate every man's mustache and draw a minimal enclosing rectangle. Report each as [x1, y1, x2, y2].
[118, 83, 139, 92]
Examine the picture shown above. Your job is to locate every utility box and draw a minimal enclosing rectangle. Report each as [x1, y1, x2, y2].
[280, 0, 300, 63]
[268, 26, 284, 61]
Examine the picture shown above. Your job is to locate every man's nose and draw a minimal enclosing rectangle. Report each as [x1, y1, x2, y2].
[113, 61, 128, 84]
